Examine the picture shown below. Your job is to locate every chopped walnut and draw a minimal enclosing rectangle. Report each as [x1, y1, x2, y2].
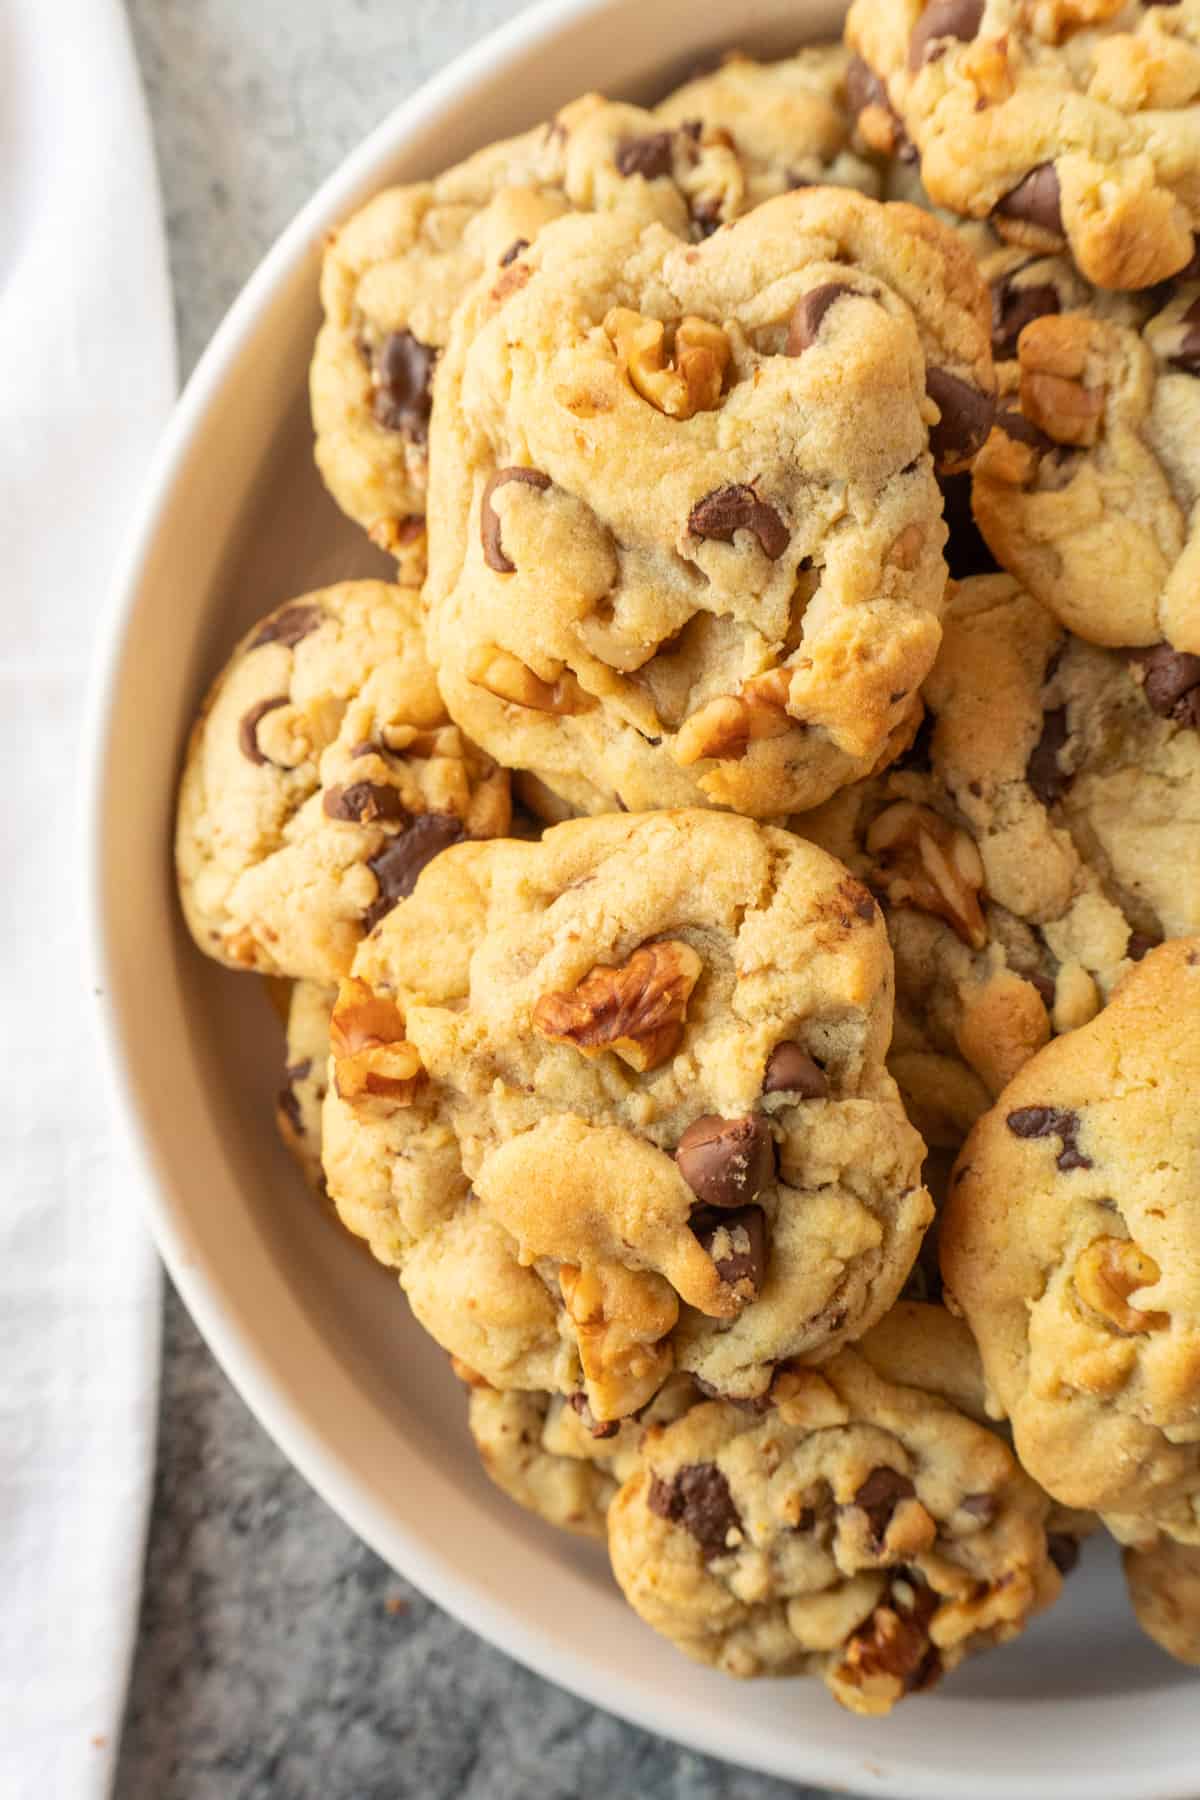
[1018, 317, 1107, 448]
[465, 645, 593, 715]
[1027, 0, 1125, 45]
[604, 307, 731, 420]
[866, 802, 987, 950]
[532, 939, 702, 1071]
[331, 976, 423, 1107]
[1074, 1237, 1169, 1335]
[674, 669, 794, 765]
[560, 1261, 678, 1421]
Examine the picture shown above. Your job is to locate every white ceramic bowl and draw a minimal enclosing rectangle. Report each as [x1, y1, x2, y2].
[86, 1, 1199, 1792]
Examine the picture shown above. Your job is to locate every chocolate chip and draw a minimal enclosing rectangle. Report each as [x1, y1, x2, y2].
[237, 695, 289, 765]
[615, 130, 675, 180]
[362, 813, 467, 930]
[960, 1492, 998, 1524]
[322, 781, 407, 824]
[1126, 930, 1160, 962]
[691, 1204, 767, 1295]
[688, 484, 789, 560]
[567, 1394, 619, 1439]
[648, 1462, 742, 1559]
[995, 406, 1053, 452]
[1169, 296, 1200, 375]
[1026, 706, 1071, 806]
[908, 0, 984, 70]
[925, 369, 995, 468]
[762, 1042, 829, 1099]
[1128, 644, 1200, 728]
[677, 1114, 775, 1209]
[844, 55, 917, 161]
[785, 283, 857, 355]
[277, 1084, 303, 1133]
[991, 277, 1060, 362]
[249, 603, 324, 650]
[372, 330, 436, 439]
[480, 466, 552, 573]
[994, 164, 1063, 237]
[499, 238, 529, 267]
[1006, 1105, 1092, 1172]
[1030, 970, 1056, 1008]
[1048, 1533, 1081, 1577]
[852, 1467, 916, 1544]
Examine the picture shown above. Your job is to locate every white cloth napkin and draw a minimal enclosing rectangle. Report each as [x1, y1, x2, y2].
[0, 2, 174, 1795]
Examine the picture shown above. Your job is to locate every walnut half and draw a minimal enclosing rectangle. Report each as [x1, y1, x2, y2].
[674, 668, 794, 765]
[533, 939, 702, 1071]
[604, 308, 731, 420]
[866, 801, 987, 950]
[560, 1261, 678, 1421]
[1017, 316, 1107, 449]
[466, 645, 594, 715]
[330, 976, 423, 1107]
[1074, 1236, 1169, 1335]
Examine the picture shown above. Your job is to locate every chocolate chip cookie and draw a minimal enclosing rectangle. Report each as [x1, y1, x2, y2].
[973, 280, 1200, 652]
[321, 810, 932, 1422]
[275, 980, 334, 1190]
[606, 1303, 1061, 1713]
[176, 581, 509, 980]
[941, 938, 1200, 1543]
[424, 186, 995, 817]
[845, 0, 1200, 291]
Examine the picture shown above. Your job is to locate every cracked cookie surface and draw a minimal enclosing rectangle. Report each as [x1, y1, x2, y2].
[424, 186, 995, 818]
[941, 938, 1200, 1542]
[321, 810, 931, 1422]
[606, 1302, 1061, 1713]
[175, 581, 510, 981]
[845, 0, 1200, 291]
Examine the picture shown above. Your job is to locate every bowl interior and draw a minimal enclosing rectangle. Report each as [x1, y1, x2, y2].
[91, 0, 1198, 1793]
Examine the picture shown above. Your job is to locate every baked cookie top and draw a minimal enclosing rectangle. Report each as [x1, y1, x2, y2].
[845, 0, 1200, 291]
[176, 581, 509, 981]
[320, 810, 931, 1422]
[606, 1304, 1061, 1713]
[424, 187, 994, 818]
[311, 61, 879, 565]
[973, 278, 1200, 653]
[941, 938, 1200, 1540]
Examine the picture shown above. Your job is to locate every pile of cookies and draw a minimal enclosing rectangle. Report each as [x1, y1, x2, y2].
[176, 15, 1200, 1716]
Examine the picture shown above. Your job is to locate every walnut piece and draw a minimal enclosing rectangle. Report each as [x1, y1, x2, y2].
[331, 976, 423, 1107]
[560, 1261, 678, 1421]
[466, 645, 593, 715]
[866, 801, 987, 950]
[604, 307, 731, 420]
[674, 668, 794, 765]
[532, 939, 702, 1071]
[1018, 316, 1107, 448]
[1074, 1236, 1169, 1334]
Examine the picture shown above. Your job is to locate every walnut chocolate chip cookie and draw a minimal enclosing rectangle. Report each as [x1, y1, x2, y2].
[176, 582, 509, 981]
[606, 1302, 1062, 1713]
[801, 572, 1193, 1145]
[275, 980, 334, 1191]
[941, 938, 1200, 1544]
[320, 811, 932, 1423]
[973, 281, 1200, 653]
[845, 0, 1200, 291]
[424, 187, 995, 818]
[311, 67, 878, 567]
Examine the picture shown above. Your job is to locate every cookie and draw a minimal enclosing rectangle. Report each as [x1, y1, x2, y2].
[176, 581, 509, 981]
[845, 0, 1200, 291]
[311, 73, 873, 566]
[275, 980, 334, 1190]
[973, 281, 1200, 652]
[606, 1302, 1061, 1713]
[424, 186, 995, 818]
[320, 810, 932, 1422]
[941, 938, 1200, 1542]
[1124, 1536, 1200, 1665]
[802, 572, 1187, 1144]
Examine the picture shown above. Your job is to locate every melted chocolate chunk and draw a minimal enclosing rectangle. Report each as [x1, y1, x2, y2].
[480, 466, 552, 573]
[676, 1114, 775, 1209]
[1126, 930, 1161, 962]
[322, 781, 407, 824]
[1169, 296, 1200, 375]
[237, 696, 289, 765]
[615, 130, 675, 180]
[994, 407, 1053, 452]
[690, 1204, 767, 1295]
[499, 238, 529, 267]
[648, 1462, 742, 1559]
[249, 603, 324, 650]
[762, 1042, 829, 1099]
[786, 282, 857, 355]
[908, 0, 985, 70]
[688, 484, 789, 560]
[1128, 644, 1200, 729]
[852, 1468, 916, 1544]
[1006, 1105, 1092, 1172]
[991, 277, 1060, 362]
[994, 164, 1063, 237]
[372, 330, 436, 439]
[844, 55, 917, 161]
[566, 1394, 619, 1439]
[362, 813, 467, 931]
[1026, 706, 1071, 806]
[925, 369, 995, 469]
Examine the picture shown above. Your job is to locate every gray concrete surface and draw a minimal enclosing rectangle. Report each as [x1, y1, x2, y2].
[115, 3, 823, 1794]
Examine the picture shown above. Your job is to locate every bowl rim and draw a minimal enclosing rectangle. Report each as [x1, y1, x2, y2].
[83, 2, 1200, 1794]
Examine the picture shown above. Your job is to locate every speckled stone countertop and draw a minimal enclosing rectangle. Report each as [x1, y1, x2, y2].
[114, 4, 823, 1795]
